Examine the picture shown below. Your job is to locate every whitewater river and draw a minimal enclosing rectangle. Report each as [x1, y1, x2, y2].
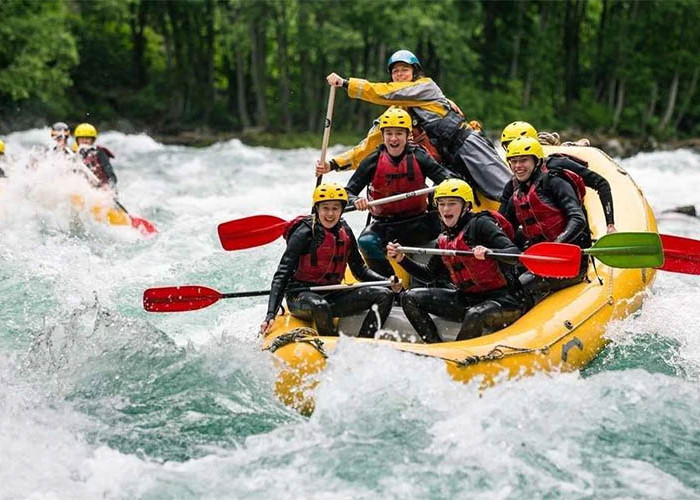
[1, 130, 699, 499]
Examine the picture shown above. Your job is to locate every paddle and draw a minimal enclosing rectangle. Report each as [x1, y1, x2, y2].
[143, 280, 394, 313]
[113, 199, 157, 235]
[316, 86, 337, 187]
[217, 187, 436, 250]
[658, 234, 700, 274]
[584, 232, 663, 268]
[397, 242, 582, 278]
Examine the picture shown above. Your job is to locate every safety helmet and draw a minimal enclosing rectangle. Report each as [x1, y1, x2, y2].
[500, 121, 537, 148]
[74, 123, 97, 139]
[434, 179, 475, 207]
[378, 107, 411, 131]
[50, 122, 70, 138]
[313, 183, 348, 207]
[506, 136, 544, 161]
[387, 49, 422, 73]
[0, 139, 5, 154]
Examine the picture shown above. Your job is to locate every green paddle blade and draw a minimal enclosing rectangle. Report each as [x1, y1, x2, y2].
[584, 232, 664, 268]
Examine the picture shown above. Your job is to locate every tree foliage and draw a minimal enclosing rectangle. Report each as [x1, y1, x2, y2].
[1, 0, 698, 138]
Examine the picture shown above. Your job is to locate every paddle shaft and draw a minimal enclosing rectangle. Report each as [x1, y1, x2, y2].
[316, 86, 337, 187]
[397, 246, 547, 261]
[221, 280, 394, 299]
[344, 186, 437, 213]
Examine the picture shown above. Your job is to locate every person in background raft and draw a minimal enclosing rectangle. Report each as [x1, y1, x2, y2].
[344, 106, 454, 277]
[319, 49, 512, 201]
[49, 122, 74, 156]
[260, 183, 402, 337]
[73, 123, 117, 191]
[500, 137, 591, 304]
[500, 121, 616, 233]
[387, 179, 526, 343]
[0, 139, 6, 177]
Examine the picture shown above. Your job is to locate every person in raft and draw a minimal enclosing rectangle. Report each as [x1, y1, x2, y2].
[500, 121, 616, 234]
[500, 137, 591, 303]
[260, 183, 402, 337]
[386, 179, 526, 343]
[49, 122, 74, 156]
[73, 123, 118, 191]
[317, 49, 512, 201]
[343, 106, 454, 277]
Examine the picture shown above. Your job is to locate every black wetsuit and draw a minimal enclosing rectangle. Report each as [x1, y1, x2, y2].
[499, 153, 615, 227]
[499, 166, 591, 303]
[345, 145, 454, 277]
[399, 212, 526, 343]
[265, 218, 393, 338]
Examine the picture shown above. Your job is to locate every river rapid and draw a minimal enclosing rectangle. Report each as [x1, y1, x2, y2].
[1, 130, 699, 499]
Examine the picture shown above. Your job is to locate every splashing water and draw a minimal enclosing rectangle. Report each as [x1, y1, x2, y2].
[1, 131, 699, 498]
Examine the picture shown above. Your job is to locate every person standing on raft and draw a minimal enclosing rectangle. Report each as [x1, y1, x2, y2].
[387, 179, 527, 343]
[343, 106, 454, 277]
[318, 49, 511, 201]
[260, 183, 401, 337]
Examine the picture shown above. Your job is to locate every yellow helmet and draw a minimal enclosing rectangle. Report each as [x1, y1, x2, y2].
[506, 136, 544, 161]
[378, 107, 411, 131]
[74, 123, 97, 138]
[0, 139, 5, 154]
[313, 183, 348, 206]
[434, 178, 474, 206]
[501, 121, 537, 148]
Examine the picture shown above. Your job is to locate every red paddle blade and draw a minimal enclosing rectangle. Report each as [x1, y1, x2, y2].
[217, 215, 288, 251]
[520, 242, 582, 278]
[143, 286, 222, 312]
[131, 216, 157, 236]
[659, 234, 700, 274]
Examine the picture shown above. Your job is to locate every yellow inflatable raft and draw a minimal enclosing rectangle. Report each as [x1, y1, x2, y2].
[263, 146, 657, 414]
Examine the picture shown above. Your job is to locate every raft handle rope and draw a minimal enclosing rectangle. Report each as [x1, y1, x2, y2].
[450, 298, 612, 367]
[264, 327, 328, 358]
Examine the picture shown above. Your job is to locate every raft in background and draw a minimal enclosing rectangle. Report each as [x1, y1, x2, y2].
[263, 146, 658, 414]
[70, 194, 157, 236]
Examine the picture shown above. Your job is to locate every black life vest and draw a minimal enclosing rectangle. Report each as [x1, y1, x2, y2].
[369, 149, 428, 217]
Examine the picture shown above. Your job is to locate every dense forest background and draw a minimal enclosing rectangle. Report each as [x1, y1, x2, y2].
[1, 0, 698, 142]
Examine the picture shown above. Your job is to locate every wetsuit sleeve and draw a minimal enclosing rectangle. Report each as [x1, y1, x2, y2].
[548, 158, 615, 226]
[413, 147, 454, 184]
[330, 122, 383, 171]
[345, 150, 379, 205]
[547, 176, 587, 243]
[265, 224, 311, 320]
[346, 77, 448, 116]
[473, 217, 520, 266]
[346, 227, 389, 281]
[398, 253, 446, 283]
[97, 149, 118, 188]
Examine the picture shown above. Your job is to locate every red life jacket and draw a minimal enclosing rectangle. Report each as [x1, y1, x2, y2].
[482, 210, 515, 241]
[512, 168, 585, 242]
[288, 216, 352, 285]
[81, 146, 114, 187]
[438, 219, 509, 294]
[369, 149, 428, 217]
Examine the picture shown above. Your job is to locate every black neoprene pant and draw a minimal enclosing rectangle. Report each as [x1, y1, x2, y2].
[401, 288, 523, 343]
[286, 286, 394, 338]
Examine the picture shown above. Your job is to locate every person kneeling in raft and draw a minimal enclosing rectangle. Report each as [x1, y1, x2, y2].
[343, 106, 453, 278]
[386, 179, 527, 343]
[260, 183, 403, 337]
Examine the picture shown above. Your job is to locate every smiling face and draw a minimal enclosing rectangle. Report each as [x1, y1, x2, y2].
[437, 197, 466, 227]
[390, 62, 414, 82]
[382, 127, 408, 156]
[508, 155, 537, 182]
[316, 200, 343, 229]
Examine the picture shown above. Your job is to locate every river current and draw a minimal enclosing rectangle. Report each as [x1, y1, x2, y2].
[1, 130, 699, 498]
